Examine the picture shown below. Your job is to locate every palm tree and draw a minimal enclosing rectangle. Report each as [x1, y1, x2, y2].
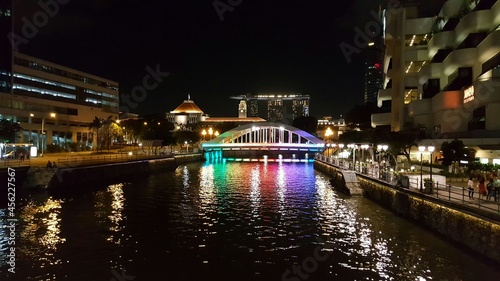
[0, 119, 23, 143]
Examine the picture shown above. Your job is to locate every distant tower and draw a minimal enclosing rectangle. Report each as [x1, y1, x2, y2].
[238, 100, 247, 118]
[364, 39, 384, 105]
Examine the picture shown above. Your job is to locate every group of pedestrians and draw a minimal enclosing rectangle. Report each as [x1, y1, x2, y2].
[467, 174, 500, 201]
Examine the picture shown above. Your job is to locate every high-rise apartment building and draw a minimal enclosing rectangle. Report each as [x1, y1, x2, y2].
[372, 0, 500, 163]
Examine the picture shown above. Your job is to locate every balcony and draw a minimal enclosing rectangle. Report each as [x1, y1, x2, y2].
[454, 10, 492, 46]
[419, 63, 443, 84]
[442, 48, 476, 76]
[477, 30, 500, 64]
[428, 31, 455, 58]
[377, 88, 392, 108]
[444, 67, 472, 91]
[371, 112, 391, 128]
[439, 0, 466, 18]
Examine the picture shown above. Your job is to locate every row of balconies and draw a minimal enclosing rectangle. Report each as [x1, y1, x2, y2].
[373, 78, 500, 129]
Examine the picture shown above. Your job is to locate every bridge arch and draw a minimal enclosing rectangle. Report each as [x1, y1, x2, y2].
[202, 122, 325, 162]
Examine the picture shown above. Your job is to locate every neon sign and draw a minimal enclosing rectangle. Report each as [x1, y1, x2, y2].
[464, 85, 474, 103]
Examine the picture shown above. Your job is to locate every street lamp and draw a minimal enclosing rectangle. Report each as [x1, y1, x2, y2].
[428, 146, 435, 185]
[208, 127, 213, 139]
[185, 141, 189, 154]
[40, 113, 56, 157]
[338, 143, 344, 167]
[202, 129, 207, 141]
[325, 127, 333, 141]
[214, 131, 219, 137]
[418, 145, 426, 192]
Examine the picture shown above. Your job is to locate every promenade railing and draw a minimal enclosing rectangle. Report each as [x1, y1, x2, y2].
[0, 158, 31, 167]
[316, 154, 500, 215]
[56, 153, 173, 168]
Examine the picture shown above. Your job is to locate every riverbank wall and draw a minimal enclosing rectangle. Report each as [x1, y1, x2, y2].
[314, 159, 500, 264]
[1, 154, 204, 189]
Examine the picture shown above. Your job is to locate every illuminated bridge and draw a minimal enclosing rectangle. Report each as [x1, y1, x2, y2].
[201, 122, 325, 162]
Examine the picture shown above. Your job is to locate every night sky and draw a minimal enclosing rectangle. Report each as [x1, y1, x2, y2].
[14, 0, 383, 119]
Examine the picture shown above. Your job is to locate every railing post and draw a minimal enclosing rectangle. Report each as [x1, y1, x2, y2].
[461, 186, 464, 203]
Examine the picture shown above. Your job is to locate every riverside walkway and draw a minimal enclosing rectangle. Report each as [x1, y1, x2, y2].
[0, 150, 175, 168]
[316, 155, 500, 218]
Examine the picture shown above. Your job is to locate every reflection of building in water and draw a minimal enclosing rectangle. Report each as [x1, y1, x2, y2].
[230, 93, 310, 124]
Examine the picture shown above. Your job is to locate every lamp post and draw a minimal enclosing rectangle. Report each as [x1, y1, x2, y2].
[208, 127, 213, 140]
[214, 131, 219, 138]
[338, 143, 344, 167]
[418, 145, 425, 192]
[428, 146, 435, 187]
[202, 129, 207, 141]
[185, 141, 189, 154]
[40, 113, 56, 157]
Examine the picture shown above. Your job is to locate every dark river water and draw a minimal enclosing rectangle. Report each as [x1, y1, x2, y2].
[1, 161, 499, 281]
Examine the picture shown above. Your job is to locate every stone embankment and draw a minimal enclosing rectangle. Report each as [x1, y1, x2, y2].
[1, 154, 203, 189]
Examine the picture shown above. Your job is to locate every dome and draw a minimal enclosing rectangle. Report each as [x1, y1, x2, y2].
[171, 99, 204, 114]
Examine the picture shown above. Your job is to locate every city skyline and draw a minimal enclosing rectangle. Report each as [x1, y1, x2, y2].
[12, 0, 383, 119]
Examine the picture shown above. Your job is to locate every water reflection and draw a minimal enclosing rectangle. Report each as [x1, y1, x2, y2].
[250, 166, 261, 217]
[2, 162, 498, 280]
[19, 198, 66, 272]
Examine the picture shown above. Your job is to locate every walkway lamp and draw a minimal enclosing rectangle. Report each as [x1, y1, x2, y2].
[428, 146, 435, 185]
[202, 129, 207, 141]
[338, 143, 344, 167]
[418, 145, 425, 192]
[208, 127, 213, 139]
[40, 113, 56, 157]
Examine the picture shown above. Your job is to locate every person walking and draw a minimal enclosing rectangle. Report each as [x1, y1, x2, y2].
[467, 176, 474, 199]
[478, 177, 487, 200]
[493, 175, 500, 202]
[486, 178, 493, 200]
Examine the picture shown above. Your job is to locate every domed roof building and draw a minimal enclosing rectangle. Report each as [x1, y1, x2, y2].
[166, 95, 208, 126]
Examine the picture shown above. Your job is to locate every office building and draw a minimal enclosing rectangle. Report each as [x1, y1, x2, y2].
[0, 0, 119, 152]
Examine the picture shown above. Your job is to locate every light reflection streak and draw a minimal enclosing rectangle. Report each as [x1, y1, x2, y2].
[250, 167, 261, 217]
[199, 164, 216, 214]
[276, 163, 286, 216]
[19, 198, 66, 271]
[0, 209, 8, 266]
[107, 184, 126, 240]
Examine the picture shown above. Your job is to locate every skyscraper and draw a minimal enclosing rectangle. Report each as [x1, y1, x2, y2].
[364, 39, 384, 105]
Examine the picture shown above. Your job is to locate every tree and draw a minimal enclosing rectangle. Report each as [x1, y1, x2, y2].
[441, 139, 474, 174]
[292, 116, 318, 136]
[121, 118, 144, 144]
[89, 117, 104, 151]
[0, 119, 23, 143]
[141, 114, 175, 146]
[344, 103, 379, 129]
